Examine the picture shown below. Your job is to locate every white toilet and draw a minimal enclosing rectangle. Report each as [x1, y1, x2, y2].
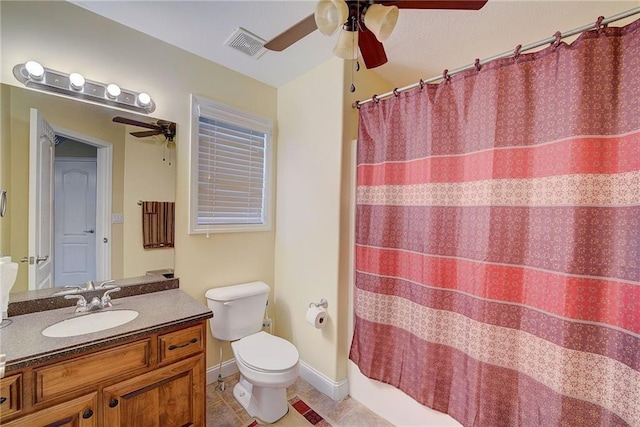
[205, 281, 299, 423]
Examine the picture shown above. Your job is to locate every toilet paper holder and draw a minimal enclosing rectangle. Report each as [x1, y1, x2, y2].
[309, 298, 328, 309]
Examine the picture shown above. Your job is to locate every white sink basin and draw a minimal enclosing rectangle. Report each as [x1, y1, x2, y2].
[42, 310, 139, 338]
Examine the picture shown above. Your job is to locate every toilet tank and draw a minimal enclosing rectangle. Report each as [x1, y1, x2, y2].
[205, 281, 270, 341]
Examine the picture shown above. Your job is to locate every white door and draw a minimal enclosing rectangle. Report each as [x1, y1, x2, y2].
[28, 108, 55, 290]
[54, 158, 97, 286]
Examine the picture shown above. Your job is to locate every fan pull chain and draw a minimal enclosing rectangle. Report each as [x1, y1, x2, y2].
[350, 19, 359, 93]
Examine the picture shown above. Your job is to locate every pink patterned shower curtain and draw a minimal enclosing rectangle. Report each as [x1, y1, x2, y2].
[350, 19, 640, 427]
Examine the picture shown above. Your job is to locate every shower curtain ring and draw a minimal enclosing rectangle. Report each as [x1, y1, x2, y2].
[372, 94, 380, 103]
[419, 79, 425, 89]
[552, 31, 562, 48]
[393, 88, 400, 97]
[353, 100, 361, 109]
[474, 58, 481, 72]
[513, 44, 522, 60]
[442, 69, 450, 83]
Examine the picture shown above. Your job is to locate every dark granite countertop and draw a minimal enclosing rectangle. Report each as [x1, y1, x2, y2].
[0, 289, 212, 373]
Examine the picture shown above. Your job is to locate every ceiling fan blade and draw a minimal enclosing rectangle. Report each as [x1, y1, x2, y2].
[113, 116, 163, 131]
[385, 0, 488, 10]
[264, 14, 318, 51]
[359, 28, 388, 69]
[130, 130, 162, 138]
[113, 117, 162, 130]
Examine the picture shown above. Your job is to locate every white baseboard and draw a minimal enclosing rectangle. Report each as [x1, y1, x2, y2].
[206, 358, 239, 385]
[299, 360, 349, 401]
[207, 358, 349, 402]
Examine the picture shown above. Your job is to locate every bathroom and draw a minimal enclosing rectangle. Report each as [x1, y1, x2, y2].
[1, 1, 639, 426]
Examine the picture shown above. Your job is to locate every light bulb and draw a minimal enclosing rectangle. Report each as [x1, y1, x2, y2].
[106, 83, 121, 99]
[137, 92, 152, 107]
[333, 29, 359, 60]
[69, 72, 85, 90]
[25, 61, 45, 80]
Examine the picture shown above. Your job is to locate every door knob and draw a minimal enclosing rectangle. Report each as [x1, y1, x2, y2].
[83, 229, 95, 234]
[36, 255, 49, 264]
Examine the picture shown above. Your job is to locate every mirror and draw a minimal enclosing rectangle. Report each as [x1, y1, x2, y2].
[1, 83, 175, 294]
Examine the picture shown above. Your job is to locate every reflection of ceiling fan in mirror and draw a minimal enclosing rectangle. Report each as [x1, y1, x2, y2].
[112, 116, 176, 142]
[265, 0, 488, 69]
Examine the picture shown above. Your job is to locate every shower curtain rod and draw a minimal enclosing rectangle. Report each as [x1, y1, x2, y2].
[354, 6, 640, 108]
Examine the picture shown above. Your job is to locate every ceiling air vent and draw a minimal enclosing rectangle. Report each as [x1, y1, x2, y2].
[224, 27, 267, 59]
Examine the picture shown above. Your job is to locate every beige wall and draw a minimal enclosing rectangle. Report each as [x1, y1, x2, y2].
[275, 58, 346, 380]
[122, 130, 175, 277]
[1, 0, 277, 368]
[275, 59, 392, 382]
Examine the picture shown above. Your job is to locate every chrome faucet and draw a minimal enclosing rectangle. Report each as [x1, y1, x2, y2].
[65, 287, 121, 313]
[55, 280, 117, 296]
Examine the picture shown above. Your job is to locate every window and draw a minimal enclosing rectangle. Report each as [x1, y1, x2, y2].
[190, 95, 273, 233]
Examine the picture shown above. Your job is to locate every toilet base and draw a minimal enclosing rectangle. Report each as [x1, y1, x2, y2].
[233, 375, 289, 423]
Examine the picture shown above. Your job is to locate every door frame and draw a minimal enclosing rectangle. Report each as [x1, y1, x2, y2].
[52, 126, 112, 283]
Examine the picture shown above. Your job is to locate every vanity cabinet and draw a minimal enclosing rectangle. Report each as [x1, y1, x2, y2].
[102, 354, 204, 426]
[3, 392, 98, 427]
[0, 373, 22, 419]
[0, 320, 206, 426]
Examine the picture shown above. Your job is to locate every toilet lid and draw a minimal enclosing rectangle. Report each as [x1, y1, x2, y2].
[237, 331, 299, 372]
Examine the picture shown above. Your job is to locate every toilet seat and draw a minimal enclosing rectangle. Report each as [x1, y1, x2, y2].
[236, 331, 298, 373]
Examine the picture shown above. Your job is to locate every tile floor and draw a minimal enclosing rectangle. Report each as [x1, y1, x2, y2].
[206, 373, 394, 427]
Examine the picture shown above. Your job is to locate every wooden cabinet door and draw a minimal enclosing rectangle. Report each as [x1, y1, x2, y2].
[102, 354, 205, 427]
[2, 392, 97, 427]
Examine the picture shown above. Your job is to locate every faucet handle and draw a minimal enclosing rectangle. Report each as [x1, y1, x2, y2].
[65, 294, 88, 312]
[96, 279, 116, 289]
[101, 287, 121, 308]
[52, 285, 82, 296]
[85, 280, 96, 290]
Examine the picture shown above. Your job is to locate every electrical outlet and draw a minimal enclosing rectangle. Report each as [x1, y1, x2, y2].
[112, 213, 124, 224]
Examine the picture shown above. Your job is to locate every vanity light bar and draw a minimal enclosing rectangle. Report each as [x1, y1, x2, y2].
[13, 61, 156, 114]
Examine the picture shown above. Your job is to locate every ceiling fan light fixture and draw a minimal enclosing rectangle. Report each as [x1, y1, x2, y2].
[314, 0, 349, 36]
[364, 4, 399, 42]
[333, 28, 359, 60]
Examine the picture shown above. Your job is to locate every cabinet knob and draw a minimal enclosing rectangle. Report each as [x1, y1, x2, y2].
[0, 397, 6, 404]
[82, 408, 94, 419]
[109, 398, 119, 408]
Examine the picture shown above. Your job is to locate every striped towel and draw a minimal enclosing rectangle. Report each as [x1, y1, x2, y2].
[142, 201, 175, 249]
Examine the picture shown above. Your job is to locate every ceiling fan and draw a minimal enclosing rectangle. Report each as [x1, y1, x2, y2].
[265, 0, 488, 69]
[112, 116, 176, 142]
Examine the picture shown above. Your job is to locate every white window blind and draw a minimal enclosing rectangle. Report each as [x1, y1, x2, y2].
[190, 95, 272, 233]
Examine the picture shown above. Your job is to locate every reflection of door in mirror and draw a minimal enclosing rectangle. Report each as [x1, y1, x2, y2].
[29, 109, 54, 290]
[54, 156, 96, 286]
[29, 108, 112, 290]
